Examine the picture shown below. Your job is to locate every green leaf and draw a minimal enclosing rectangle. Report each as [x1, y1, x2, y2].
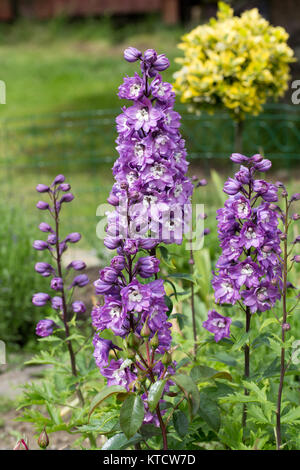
[102, 433, 142, 450]
[231, 332, 250, 351]
[164, 295, 173, 316]
[190, 365, 232, 383]
[173, 374, 200, 417]
[119, 394, 144, 439]
[158, 246, 176, 270]
[168, 273, 196, 283]
[259, 317, 279, 332]
[198, 392, 221, 433]
[77, 412, 120, 435]
[148, 379, 167, 412]
[281, 407, 300, 424]
[140, 423, 162, 438]
[173, 410, 189, 438]
[89, 385, 126, 418]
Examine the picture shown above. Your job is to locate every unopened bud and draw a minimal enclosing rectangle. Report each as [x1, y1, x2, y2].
[280, 233, 287, 240]
[282, 323, 291, 331]
[127, 332, 141, 350]
[292, 214, 300, 221]
[161, 351, 172, 366]
[141, 320, 151, 338]
[150, 331, 159, 350]
[38, 428, 49, 449]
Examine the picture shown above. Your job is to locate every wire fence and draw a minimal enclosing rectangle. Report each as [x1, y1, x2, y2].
[1, 103, 300, 248]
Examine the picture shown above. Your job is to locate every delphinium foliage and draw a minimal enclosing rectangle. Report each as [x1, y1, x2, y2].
[204, 153, 282, 431]
[89, 48, 199, 450]
[18, 176, 99, 448]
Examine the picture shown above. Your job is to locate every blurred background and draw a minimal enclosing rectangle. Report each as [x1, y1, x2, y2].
[0, 0, 299, 350]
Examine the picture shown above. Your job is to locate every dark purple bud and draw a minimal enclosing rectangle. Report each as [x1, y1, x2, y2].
[139, 239, 157, 250]
[104, 237, 120, 250]
[282, 190, 288, 197]
[59, 241, 67, 255]
[291, 193, 300, 202]
[58, 183, 71, 191]
[223, 178, 241, 195]
[65, 232, 81, 243]
[67, 260, 86, 271]
[230, 153, 248, 164]
[36, 184, 50, 193]
[60, 193, 74, 203]
[152, 54, 170, 71]
[47, 234, 57, 245]
[293, 235, 300, 244]
[39, 222, 53, 233]
[144, 49, 157, 63]
[282, 323, 291, 331]
[120, 181, 128, 190]
[36, 319, 55, 337]
[94, 278, 114, 294]
[69, 274, 89, 289]
[110, 255, 126, 271]
[32, 293, 50, 307]
[33, 240, 49, 251]
[136, 256, 160, 279]
[280, 233, 287, 240]
[292, 255, 300, 263]
[52, 174, 65, 186]
[123, 239, 139, 255]
[192, 175, 198, 181]
[124, 47, 142, 62]
[197, 178, 208, 187]
[254, 158, 272, 172]
[35, 262, 55, 277]
[50, 277, 63, 291]
[72, 301, 86, 314]
[100, 267, 119, 283]
[204, 228, 210, 235]
[188, 258, 194, 265]
[275, 181, 285, 188]
[292, 214, 300, 221]
[51, 296, 63, 310]
[251, 154, 263, 163]
[36, 201, 50, 211]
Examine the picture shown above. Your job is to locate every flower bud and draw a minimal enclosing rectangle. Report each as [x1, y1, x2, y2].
[254, 158, 272, 172]
[35, 262, 54, 277]
[127, 332, 142, 350]
[153, 54, 170, 71]
[33, 240, 49, 251]
[13, 439, 29, 450]
[150, 331, 159, 350]
[70, 274, 89, 288]
[36, 201, 50, 210]
[161, 351, 172, 366]
[36, 319, 55, 337]
[36, 184, 50, 193]
[282, 323, 291, 331]
[39, 222, 53, 233]
[124, 47, 142, 62]
[291, 193, 300, 202]
[51, 296, 63, 310]
[72, 301, 86, 314]
[141, 320, 151, 338]
[292, 255, 300, 263]
[65, 232, 81, 243]
[52, 174, 65, 186]
[50, 277, 63, 291]
[251, 153, 264, 163]
[58, 183, 71, 191]
[47, 234, 57, 245]
[144, 49, 157, 63]
[60, 193, 74, 203]
[32, 293, 50, 307]
[292, 214, 300, 221]
[38, 428, 49, 449]
[67, 260, 86, 271]
[230, 153, 248, 164]
[110, 255, 126, 271]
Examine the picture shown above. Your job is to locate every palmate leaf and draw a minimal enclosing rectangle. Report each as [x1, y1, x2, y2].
[89, 385, 126, 418]
[119, 394, 145, 439]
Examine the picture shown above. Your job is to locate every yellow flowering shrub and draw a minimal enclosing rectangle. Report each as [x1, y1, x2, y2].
[174, 2, 295, 120]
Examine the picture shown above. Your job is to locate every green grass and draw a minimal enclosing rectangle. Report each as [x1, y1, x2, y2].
[0, 17, 184, 119]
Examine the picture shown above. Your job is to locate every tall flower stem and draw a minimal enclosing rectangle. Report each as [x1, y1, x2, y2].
[275, 195, 289, 450]
[242, 306, 251, 431]
[53, 192, 84, 407]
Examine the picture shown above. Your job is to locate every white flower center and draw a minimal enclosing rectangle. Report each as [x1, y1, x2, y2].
[136, 108, 149, 122]
[130, 83, 141, 97]
[245, 227, 256, 239]
[174, 152, 182, 163]
[212, 319, 226, 328]
[222, 282, 233, 294]
[143, 195, 157, 206]
[126, 172, 137, 186]
[151, 163, 165, 178]
[257, 287, 267, 301]
[129, 289, 142, 303]
[110, 307, 121, 319]
[241, 264, 253, 276]
[134, 144, 144, 158]
[237, 202, 249, 216]
[174, 183, 183, 198]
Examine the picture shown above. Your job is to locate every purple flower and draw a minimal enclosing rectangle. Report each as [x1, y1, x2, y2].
[118, 73, 144, 101]
[39, 222, 53, 233]
[36, 201, 50, 210]
[231, 153, 249, 164]
[32, 293, 50, 307]
[203, 310, 232, 342]
[242, 281, 281, 313]
[35, 262, 55, 277]
[67, 260, 86, 271]
[101, 359, 136, 390]
[50, 277, 63, 291]
[121, 279, 151, 313]
[223, 178, 242, 195]
[93, 336, 122, 369]
[212, 274, 240, 304]
[110, 255, 126, 271]
[36, 319, 55, 337]
[124, 98, 162, 133]
[33, 240, 49, 251]
[65, 232, 81, 243]
[254, 158, 272, 172]
[72, 301, 86, 314]
[60, 193, 74, 203]
[152, 54, 170, 71]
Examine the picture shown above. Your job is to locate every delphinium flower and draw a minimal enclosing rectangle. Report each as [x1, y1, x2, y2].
[32, 175, 88, 404]
[204, 153, 282, 430]
[92, 48, 193, 449]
